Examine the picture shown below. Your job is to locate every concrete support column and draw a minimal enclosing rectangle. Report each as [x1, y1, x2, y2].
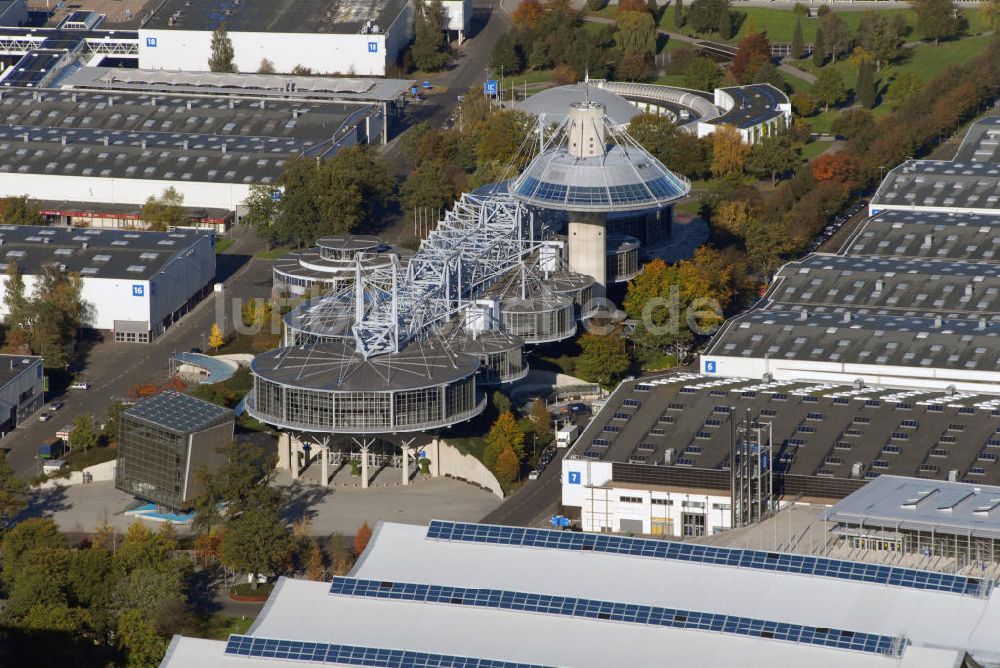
[278, 432, 291, 471]
[401, 445, 409, 486]
[568, 213, 608, 299]
[360, 442, 370, 490]
[321, 447, 329, 487]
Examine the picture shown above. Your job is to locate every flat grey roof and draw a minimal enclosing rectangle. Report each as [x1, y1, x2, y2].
[953, 116, 1000, 163]
[825, 475, 1000, 539]
[764, 253, 1000, 322]
[841, 210, 1000, 262]
[0, 224, 210, 280]
[123, 389, 233, 433]
[0, 88, 366, 183]
[706, 309, 1000, 372]
[143, 0, 408, 34]
[872, 159, 1000, 212]
[569, 373, 1000, 485]
[708, 84, 788, 129]
[0, 355, 41, 390]
[61, 67, 413, 103]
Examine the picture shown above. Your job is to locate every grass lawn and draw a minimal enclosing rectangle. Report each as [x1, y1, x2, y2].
[64, 445, 117, 472]
[215, 236, 234, 254]
[254, 246, 293, 260]
[198, 615, 255, 641]
[801, 139, 834, 161]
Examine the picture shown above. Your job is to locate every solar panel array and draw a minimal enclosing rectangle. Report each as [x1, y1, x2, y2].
[426, 521, 989, 597]
[224, 636, 550, 667]
[329, 577, 903, 656]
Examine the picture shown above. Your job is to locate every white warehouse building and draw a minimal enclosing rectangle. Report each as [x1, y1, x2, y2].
[138, 0, 418, 76]
[0, 225, 215, 343]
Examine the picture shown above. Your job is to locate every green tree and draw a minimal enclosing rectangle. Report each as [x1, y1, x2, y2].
[140, 187, 187, 231]
[0, 195, 42, 225]
[0, 454, 27, 529]
[491, 32, 523, 74]
[813, 67, 847, 111]
[3, 261, 29, 334]
[191, 440, 279, 534]
[715, 1, 731, 38]
[68, 414, 99, 455]
[856, 60, 877, 109]
[208, 25, 236, 73]
[886, 70, 922, 109]
[492, 391, 512, 415]
[22, 263, 88, 369]
[791, 19, 805, 59]
[402, 163, 458, 215]
[914, 0, 960, 44]
[683, 56, 722, 93]
[103, 399, 127, 444]
[744, 218, 791, 278]
[117, 608, 169, 668]
[627, 112, 711, 179]
[66, 547, 114, 609]
[812, 26, 826, 67]
[241, 184, 282, 246]
[413, 0, 449, 71]
[857, 12, 906, 70]
[747, 134, 798, 185]
[529, 397, 552, 440]
[220, 505, 292, 588]
[110, 566, 186, 619]
[674, 0, 685, 27]
[687, 0, 729, 33]
[257, 58, 275, 74]
[983, 0, 1000, 29]
[1, 518, 66, 584]
[576, 330, 631, 388]
[112, 522, 180, 576]
[616, 10, 657, 56]
[820, 12, 852, 61]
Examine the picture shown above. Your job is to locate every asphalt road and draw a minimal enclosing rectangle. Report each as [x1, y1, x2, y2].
[4, 225, 273, 478]
[480, 446, 570, 527]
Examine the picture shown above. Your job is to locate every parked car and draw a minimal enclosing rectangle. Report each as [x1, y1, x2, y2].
[38, 412, 51, 422]
[49, 401, 64, 411]
[528, 470, 540, 480]
[567, 403, 591, 416]
[69, 381, 90, 390]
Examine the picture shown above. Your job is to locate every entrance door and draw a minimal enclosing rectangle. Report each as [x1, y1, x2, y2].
[682, 513, 706, 537]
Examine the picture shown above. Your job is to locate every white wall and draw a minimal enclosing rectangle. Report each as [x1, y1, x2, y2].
[0, 172, 251, 211]
[441, 0, 472, 33]
[0, 273, 148, 331]
[139, 30, 390, 76]
[868, 203, 1000, 218]
[429, 438, 504, 498]
[700, 354, 1000, 394]
[561, 459, 732, 536]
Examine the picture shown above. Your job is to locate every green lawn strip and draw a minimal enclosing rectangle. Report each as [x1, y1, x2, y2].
[801, 139, 834, 161]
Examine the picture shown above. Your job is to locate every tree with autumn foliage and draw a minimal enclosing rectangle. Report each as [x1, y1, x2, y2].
[729, 32, 771, 84]
[494, 446, 521, 484]
[484, 411, 525, 470]
[810, 152, 858, 185]
[512, 0, 545, 27]
[711, 125, 750, 181]
[575, 328, 632, 388]
[354, 521, 373, 557]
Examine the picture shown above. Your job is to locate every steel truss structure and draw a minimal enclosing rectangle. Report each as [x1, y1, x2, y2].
[288, 193, 538, 359]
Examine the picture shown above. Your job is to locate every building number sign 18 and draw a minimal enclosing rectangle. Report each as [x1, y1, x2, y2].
[146, 37, 157, 47]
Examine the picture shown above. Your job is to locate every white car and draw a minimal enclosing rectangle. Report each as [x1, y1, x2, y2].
[69, 382, 90, 390]
[38, 413, 51, 422]
[528, 470, 540, 480]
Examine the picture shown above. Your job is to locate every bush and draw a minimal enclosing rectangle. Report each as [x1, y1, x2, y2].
[586, 0, 609, 10]
[552, 63, 578, 85]
[816, 4, 830, 15]
[790, 92, 816, 117]
[793, 2, 808, 15]
[349, 459, 361, 476]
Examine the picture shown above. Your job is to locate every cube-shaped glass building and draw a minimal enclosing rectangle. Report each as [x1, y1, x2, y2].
[115, 390, 235, 511]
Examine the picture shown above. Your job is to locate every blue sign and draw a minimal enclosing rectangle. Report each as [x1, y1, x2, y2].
[484, 79, 498, 96]
[411, 86, 418, 96]
[368, 41, 378, 53]
[704, 360, 717, 373]
[146, 37, 157, 47]
[271, 187, 283, 202]
[418, 450, 426, 459]
[421, 81, 431, 89]
[131, 284, 145, 297]
[568, 471, 581, 485]
[549, 515, 571, 527]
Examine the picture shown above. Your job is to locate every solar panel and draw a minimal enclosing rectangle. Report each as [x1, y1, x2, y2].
[328, 577, 903, 657]
[426, 522, 990, 597]
[224, 635, 550, 667]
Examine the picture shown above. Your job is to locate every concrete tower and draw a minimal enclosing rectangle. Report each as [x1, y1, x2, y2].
[511, 101, 690, 297]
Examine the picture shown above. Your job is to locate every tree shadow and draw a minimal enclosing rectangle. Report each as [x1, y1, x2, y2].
[281, 482, 333, 525]
[17, 484, 70, 520]
[187, 565, 224, 616]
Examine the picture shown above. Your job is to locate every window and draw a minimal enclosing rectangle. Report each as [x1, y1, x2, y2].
[711, 503, 731, 510]
[947, 424, 966, 432]
[852, 416, 871, 424]
[695, 431, 711, 440]
[806, 412, 825, 421]
[833, 397, 850, 405]
[667, 403, 685, 411]
[704, 419, 722, 428]
[651, 498, 673, 506]
[612, 412, 629, 421]
[760, 408, 778, 417]
[895, 403, 913, 410]
[864, 399, 881, 407]
[712, 405, 732, 414]
[603, 425, 621, 433]
[900, 419, 918, 429]
[681, 501, 705, 508]
[619, 496, 643, 504]
[622, 399, 641, 408]
[889, 432, 909, 441]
